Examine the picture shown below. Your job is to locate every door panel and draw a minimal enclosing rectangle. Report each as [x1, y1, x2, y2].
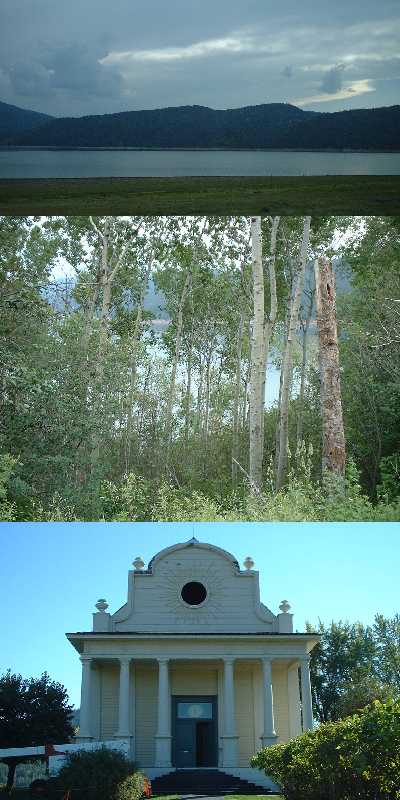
[175, 719, 196, 767]
[173, 696, 218, 767]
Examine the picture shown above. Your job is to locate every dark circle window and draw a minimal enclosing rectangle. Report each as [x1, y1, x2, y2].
[181, 581, 207, 605]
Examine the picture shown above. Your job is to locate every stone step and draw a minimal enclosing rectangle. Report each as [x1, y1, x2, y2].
[151, 769, 269, 795]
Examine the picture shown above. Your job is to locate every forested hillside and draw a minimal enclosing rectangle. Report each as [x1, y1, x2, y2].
[1, 101, 399, 150]
[1, 215, 399, 521]
[0, 100, 53, 143]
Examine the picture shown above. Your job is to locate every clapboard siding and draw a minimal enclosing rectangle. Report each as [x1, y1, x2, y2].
[135, 663, 158, 768]
[272, 664, 290, 743]
[170, 663, 218, 695]
[99, 663, 119, 738]
[235, 665, 256, 766]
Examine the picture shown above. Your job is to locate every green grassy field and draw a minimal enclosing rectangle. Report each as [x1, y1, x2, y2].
[0, 175, 399, 214]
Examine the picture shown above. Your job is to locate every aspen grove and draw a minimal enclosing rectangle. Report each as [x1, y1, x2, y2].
[1, 215, 399, 521]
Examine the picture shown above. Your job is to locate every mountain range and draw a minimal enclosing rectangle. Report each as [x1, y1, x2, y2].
[0, 100, 399, 150]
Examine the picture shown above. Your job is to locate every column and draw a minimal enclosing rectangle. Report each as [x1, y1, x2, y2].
[261, 658, 277, 747]
[115, 657, 131, 738]
[155, 658, 172, 767]
[221, 657, 238, 767]
[300, 657, 314, 731]
[78, 656, 93, 739]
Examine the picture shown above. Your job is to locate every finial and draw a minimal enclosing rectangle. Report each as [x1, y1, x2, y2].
[133, 556, 145, 571]
[95, 598, 109, 613]
[243, 556, 255, 570]
[279, 600, 291, 613]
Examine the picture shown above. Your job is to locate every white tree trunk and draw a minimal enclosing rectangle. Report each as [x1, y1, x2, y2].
[261, 216, 280, 439]
[276, 216, 311, 491]
[232, 310, 245, 485]
[124, 259, 153, 473]
[249, 216, 265, 492]
[296, 288, 314, 451]
[314, 257, 346, 476]
[165, 271, 192, 471]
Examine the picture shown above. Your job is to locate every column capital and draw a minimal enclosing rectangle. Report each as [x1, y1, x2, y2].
[80, 655, 93, 663]
[300, 655, 311, 664]
[157, 656, 170, 664]
[223, 655, 236, 663]
[119, 656, 132, 664]
[261, 656, 273, 664]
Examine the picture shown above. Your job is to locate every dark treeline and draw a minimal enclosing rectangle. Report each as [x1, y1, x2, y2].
[1, 100, 399, 150]
[1, 215, 399, 521]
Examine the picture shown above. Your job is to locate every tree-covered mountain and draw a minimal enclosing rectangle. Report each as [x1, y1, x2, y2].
[0, 100, 53, 143]
[1, 101, 399, 150]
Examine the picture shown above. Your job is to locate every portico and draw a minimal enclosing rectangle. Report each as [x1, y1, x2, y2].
[67, 539, 318, 776]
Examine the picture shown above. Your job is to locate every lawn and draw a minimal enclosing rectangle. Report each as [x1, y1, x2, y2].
[0, 175, 399, 214]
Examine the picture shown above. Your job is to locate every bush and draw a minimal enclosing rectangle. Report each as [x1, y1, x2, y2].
[115, 772, 146, 800]
[57, 747, 136, 800]
[251, 698, 400, 800]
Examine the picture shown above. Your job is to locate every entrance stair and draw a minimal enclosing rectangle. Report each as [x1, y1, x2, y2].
[151, 768, 273, 795]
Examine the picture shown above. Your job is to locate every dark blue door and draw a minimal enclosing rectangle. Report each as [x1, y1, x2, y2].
[172, 696, 218, 767]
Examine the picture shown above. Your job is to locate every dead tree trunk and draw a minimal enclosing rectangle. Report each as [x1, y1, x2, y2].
[249, 216, 265, 492]
[276, 216, 311, 491]
[314, 257, 346, 476]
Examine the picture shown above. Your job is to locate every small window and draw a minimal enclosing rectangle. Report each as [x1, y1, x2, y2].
[177, 702, 213, 719]
[181, 581, 207, 605]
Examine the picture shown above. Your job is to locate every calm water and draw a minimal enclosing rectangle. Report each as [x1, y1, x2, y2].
[0, 149, 399, 177]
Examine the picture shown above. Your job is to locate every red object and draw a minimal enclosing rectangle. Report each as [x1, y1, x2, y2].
[143, 776, 152, 797]
[44, 743, 67, 757]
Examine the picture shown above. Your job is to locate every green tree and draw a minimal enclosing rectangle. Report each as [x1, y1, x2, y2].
[0, 671, 74, 788]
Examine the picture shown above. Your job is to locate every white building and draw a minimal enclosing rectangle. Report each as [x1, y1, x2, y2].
[67, 538, 319, 786]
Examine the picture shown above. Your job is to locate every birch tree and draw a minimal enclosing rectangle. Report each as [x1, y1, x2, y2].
[249, 216, 265, 492]
[164, 269, 192, 473]
[260, 216, 279, 440]
[296, 285, 315, 450]
[88, 216, 143, 465]
[276, 215, 311, 491]
[124, 255, 153, 473]
[314, 256, 346, 476]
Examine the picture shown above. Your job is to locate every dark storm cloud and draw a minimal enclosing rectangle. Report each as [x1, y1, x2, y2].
[320, 64, 346, 94]
[0, 0, 399, 115]
[282, 66, 294, 79]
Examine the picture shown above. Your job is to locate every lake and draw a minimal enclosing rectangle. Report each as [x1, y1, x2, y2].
[1, 149, 399, 178]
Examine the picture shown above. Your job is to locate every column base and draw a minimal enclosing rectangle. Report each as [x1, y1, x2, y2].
[221, 735, 239, 767]
[155, 735, 172, 768]
[261, 735, 278, 748]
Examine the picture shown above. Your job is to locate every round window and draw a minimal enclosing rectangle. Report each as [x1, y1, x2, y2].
[181, 581, 207, 606]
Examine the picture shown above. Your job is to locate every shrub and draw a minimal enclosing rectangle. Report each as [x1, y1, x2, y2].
[251, 698, 400, 800]
[57, 747, 135, 800]
[115, 772, 146, 800]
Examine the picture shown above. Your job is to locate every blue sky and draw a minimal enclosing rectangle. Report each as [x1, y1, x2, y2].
[1, 522, 399, 707]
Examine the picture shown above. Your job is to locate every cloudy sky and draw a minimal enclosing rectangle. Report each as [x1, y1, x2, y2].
[1, 0, 399, 117]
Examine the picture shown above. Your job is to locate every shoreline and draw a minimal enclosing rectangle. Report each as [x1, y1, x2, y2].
[1, 146, 400, 154]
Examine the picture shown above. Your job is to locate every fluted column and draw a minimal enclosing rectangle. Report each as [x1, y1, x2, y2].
[78, 656, 93, 739]
[155, 658, 171, 767]
[300, 657, 314, 731]
[221, 657, 238, 767]
[261, 657, 277, 746]
[115, 657, 131, 738]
